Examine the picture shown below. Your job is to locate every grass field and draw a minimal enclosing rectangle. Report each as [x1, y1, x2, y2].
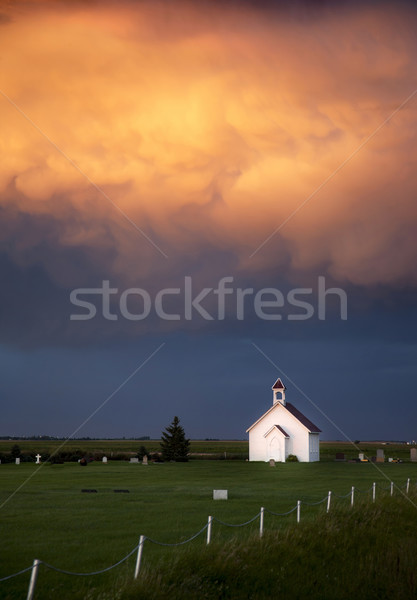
[1, 459, 417, 599]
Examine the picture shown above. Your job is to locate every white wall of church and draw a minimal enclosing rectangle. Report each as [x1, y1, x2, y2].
[248, 403, 312, 462]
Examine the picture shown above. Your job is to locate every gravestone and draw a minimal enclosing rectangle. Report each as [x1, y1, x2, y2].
[35, 454, 41, 464]
[376, 449, 385, 463]
[358, 453, 364, 461]
[142, 455, 148, 465]
[411, 448, 417, 462]
[15, 458, 20, 465]
[388, 457, 393, 463]
[213, 489, 228, 500]
[335, 453, 345, 461]
[102, 456, 107, 463]
[130, 457, 139, 463]
[269, 459, 276, 467]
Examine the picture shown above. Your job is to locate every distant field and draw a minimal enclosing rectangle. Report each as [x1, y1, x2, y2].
[0, 439, 249, 457]
[0, 439, 415, 462]
[1, 460, 417, 599]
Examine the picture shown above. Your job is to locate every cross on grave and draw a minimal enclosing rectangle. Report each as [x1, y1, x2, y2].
[35, 454, 41, 464]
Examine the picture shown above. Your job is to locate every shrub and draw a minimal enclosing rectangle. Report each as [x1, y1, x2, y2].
[286, 454, 299, 462]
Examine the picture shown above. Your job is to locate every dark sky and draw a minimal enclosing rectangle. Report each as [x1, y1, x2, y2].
[0, 0, 416, 441]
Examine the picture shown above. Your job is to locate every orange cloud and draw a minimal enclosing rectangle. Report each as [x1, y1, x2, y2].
[1, 0, 416, 289]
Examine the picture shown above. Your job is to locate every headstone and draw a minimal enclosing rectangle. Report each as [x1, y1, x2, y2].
[142, 455, 148, 465]
[335, 453, 345, 461]
[102, 456, 107, 463]
[411, 448, 417, 462]
[376, 449, 385, 463]
[388, 457, 393, 463]
[358, 453, 364, 461]
[35, 454, 41, 464]
[15, 458, 20, 465]
[269, 458, 276, 467]
[213, 489, 228, 500]
[130, 457, 139, 463]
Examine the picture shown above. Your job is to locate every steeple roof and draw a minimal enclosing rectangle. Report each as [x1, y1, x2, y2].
[272, 378, 286, 390]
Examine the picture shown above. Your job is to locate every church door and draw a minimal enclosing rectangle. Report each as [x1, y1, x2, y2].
[268, 436, 281, 462]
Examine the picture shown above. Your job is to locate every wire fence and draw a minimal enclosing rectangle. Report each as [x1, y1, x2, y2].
[1, 477, 413, 599]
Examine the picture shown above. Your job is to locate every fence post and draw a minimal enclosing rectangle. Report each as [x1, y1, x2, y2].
[207, 516, 212, 545]
[259, 507, 264, 538]
[406, 478, 410, 495]
[390, 481, 394, 497]
[26, 559, 40, 600]
[351, 486, 354, 507]
[134, 536, 145, 579]
[372, 482, 376, 503]
[326, 491, 332, 513]
[297, 500, 301, 523]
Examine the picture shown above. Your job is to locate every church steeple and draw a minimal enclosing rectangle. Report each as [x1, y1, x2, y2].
[272, 378, 286, 405]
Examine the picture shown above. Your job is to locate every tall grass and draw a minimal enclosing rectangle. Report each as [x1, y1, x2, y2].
[120, 495, 417, 600]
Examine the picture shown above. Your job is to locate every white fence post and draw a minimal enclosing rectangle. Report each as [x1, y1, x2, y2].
[372, 482, 376, 503]
[297, 501, 301, 523]
[351, 486, 354, 507]
[207, 516, 212, 545]
[134, 536, 145, 579]
[390, 481, 394, 496]
[259, 507, 264, 538]
[26, 559, 40, 600]
[406, 478, 410, 495]
[326, 491, 332, 513]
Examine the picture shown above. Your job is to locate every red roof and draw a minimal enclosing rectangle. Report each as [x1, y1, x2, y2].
[272, 378, 286, 390]
[285, 402, 321, 433]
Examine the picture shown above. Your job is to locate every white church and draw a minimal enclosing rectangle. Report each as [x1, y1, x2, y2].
[246, 378, 321, 462]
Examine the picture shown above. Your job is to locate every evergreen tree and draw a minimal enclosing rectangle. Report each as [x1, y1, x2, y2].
[10, 444, 21, 459]
[160, 416, 190, 462]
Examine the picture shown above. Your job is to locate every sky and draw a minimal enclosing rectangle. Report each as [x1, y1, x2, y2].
[0, 0, 416, 441]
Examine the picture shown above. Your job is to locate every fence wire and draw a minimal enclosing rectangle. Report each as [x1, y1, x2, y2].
[354, 487, 372, 494]
[264, 505, 298, 517]
[0, 565, 33, 582]
[301, 496, 328, 506]
[333, 491, 352, 499]
[213, 512, 261, 527]
[145, 523, 208, 547]
[42, 544, 139, 576]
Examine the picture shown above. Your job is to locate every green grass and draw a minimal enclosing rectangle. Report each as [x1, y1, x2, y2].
[1, 461, 417, 599]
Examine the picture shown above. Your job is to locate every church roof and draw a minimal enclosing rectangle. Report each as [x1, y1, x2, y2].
[285, 403, 321, 433]
[246, 400, 321, 433]
[272, 378, 286, 390]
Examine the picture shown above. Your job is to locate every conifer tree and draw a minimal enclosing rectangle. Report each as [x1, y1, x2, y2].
[160, 416, 190, 462]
